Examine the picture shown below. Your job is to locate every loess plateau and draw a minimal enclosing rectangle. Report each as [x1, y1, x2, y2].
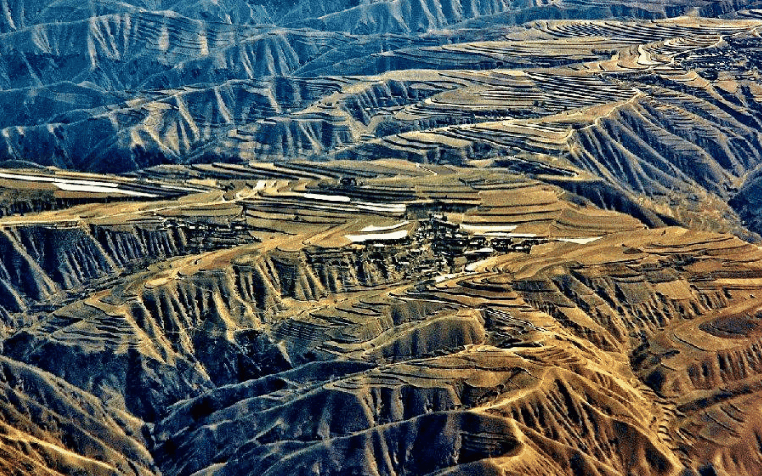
[3, 1, 762, 475]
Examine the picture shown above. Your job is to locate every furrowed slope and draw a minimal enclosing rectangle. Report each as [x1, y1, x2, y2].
[0, 164, 646, 475]
[3, 2, 762, 476]
[0, 164, 759, 474]
[4, 14, 762, 239]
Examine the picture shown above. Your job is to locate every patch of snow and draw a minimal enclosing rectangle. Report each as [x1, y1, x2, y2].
[0, 172, 157, 197]
[481, 231, 538, 238]
[159, 184, 204, 192]
[304, 193, 351, 203]
[558, 237, 601, 245]
[355, 201, 406, 213]
[345, 229, 408, 243]
[55, 182, 157, 197]
[434, 273, 458, 283]
[465, 258, 493, 272]
[465, 247, 494, 255]
[461, 224, 518, 233]
[361, 220, 409, 232]
[0, 172, 56, 182]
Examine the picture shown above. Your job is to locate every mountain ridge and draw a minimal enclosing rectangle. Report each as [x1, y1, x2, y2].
[3, 1, 762, 475]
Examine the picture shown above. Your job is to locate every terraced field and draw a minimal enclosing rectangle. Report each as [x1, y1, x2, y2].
[4, 7, 762, 235]
[0, 159, 756, 475]
[5, 0, 762, 475]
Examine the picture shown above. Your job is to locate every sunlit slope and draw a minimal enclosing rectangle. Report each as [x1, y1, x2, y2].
[2, 1, 762, 475]
[0, 162, 760, 474]
[0, 0, 735, 34]
[3, 14, 762, 235]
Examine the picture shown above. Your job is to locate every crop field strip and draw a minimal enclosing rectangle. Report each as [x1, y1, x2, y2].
[6, 1, 762, 474]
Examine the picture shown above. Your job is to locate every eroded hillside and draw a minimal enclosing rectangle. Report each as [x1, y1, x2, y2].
[4, 2, 762, 237]
[0, 161, 756, 475]
[4, 0, 762, 475]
